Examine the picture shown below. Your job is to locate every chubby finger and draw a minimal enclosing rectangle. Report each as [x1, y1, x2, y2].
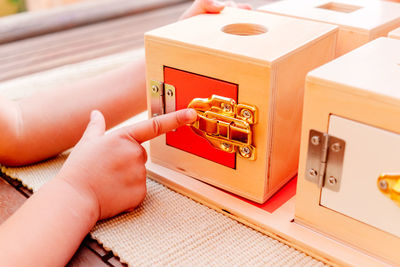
[180, 0, 225, 20]
[82, 110, 106, 140]
[126, 109, 197, 144]
[202, 0, 225, 13]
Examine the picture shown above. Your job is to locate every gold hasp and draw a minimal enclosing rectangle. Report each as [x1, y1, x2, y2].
[377, 174, 400, 206]
[188, 95, 258, 160]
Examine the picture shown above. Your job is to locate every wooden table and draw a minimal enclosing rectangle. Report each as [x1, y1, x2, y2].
[0, 0, 274, 265]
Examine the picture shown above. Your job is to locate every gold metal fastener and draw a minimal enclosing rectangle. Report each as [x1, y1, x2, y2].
[188, 95, 258, 160]
[377, 174, 400, 206]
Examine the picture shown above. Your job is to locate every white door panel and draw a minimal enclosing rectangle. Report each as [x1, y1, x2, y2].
[321, 115, 400, 238]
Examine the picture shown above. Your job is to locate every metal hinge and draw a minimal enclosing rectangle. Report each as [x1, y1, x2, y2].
[305, 129, 346, 191]
[149, 80, 176, 117]
[188, 95, 258, 160]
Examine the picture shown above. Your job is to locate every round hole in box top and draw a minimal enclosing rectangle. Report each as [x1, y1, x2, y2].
[221, 23, 267, 36]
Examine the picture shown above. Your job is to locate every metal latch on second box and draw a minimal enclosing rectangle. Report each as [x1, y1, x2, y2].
[377, 174, 400, 207]
[188, 95, 258, 160]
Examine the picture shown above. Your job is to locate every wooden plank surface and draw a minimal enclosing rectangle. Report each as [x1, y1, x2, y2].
[0, 178, 26, 224]
[0, 3, 189, 81]
[0, 0, 190, 44]
[0, 0, 274, 82]
[67, 244, 110, 267]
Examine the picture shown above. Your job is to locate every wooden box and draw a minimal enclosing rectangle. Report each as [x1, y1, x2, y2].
[145, 7, 337, 203]
[389, 27, 400, 39]
[297, 37, 400, 265]
[259, 0, 400, 57]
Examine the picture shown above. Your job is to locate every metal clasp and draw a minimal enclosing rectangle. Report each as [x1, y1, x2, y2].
[377, 174, 400, 206]
[188, 95, 258, 160]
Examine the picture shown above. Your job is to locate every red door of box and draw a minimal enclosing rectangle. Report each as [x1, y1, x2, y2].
[164, 67, 238, 169]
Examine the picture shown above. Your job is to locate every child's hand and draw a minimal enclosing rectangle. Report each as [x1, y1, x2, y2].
[57, 109, 197, 220]
[180, 0, 252, 20]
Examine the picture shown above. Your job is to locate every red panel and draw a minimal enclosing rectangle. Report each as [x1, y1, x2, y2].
[246, 176, 297, 213]
[164, 67, 238, 168]
[228, 176, 297, 211]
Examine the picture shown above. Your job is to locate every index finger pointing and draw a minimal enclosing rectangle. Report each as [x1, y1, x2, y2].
[127, 109, 198, 143]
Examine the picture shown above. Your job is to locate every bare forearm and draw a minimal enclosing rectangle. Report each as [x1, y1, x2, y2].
[0, 177, 98, 266]
[1, 56, 146, 166]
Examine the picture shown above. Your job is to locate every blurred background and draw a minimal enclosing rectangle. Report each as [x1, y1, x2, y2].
[1, 0, 90, 16]
[0, 0, 271, 83]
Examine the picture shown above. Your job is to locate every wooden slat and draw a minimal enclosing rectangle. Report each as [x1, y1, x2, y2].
[67, 243, 110, 267]
[0, 0, 275, 82]
[0, 178, 27, 224]
[107, 256, 127, 267]
[85, 238, 110, 257]
[0, 0, 190, 44]
[0, 2, 193, 82]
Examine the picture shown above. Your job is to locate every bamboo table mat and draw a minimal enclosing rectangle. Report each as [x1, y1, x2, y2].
[0, 51, 326, 266]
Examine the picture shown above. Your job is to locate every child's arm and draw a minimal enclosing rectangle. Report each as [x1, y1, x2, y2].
[0, 109, 197, 266]
[0, 60, 146, 166]
[0, 2, 251, 266]
[0, 0, 251, 167]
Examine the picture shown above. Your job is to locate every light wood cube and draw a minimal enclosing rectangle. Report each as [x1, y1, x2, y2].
[297, 37, 400, 264]
[145, 7, 337, 203]
[259, 0, 400, 57]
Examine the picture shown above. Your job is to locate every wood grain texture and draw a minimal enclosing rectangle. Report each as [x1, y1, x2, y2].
[0, 0, 190, 44]
[0, 3, 188, 82]
[67, 243, 110, 267]
[0, 177, 26, 224]
[0, 0, 274, 82]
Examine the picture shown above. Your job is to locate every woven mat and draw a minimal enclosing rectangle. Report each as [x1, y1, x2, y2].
[0, 50, 326, 266]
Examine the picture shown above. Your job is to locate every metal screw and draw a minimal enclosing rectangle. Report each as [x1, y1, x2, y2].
[331, 142, 342, 152]
[242, 109, 252, 119]
[221, 143, 231, 150]
[151, 85, 159, 93]
[221, 103, 232, 112]
[308, 169, 318, 177]
[240, 146, 251, 157]
[166, 89, 174, 97]
[311, 135, 320, 146]
[379, 180, 388, 190]
[328, 176, 337, 185]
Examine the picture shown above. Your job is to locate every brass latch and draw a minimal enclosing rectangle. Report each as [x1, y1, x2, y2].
[188, 95, 257, 160]
[378, 174, 400, 206]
